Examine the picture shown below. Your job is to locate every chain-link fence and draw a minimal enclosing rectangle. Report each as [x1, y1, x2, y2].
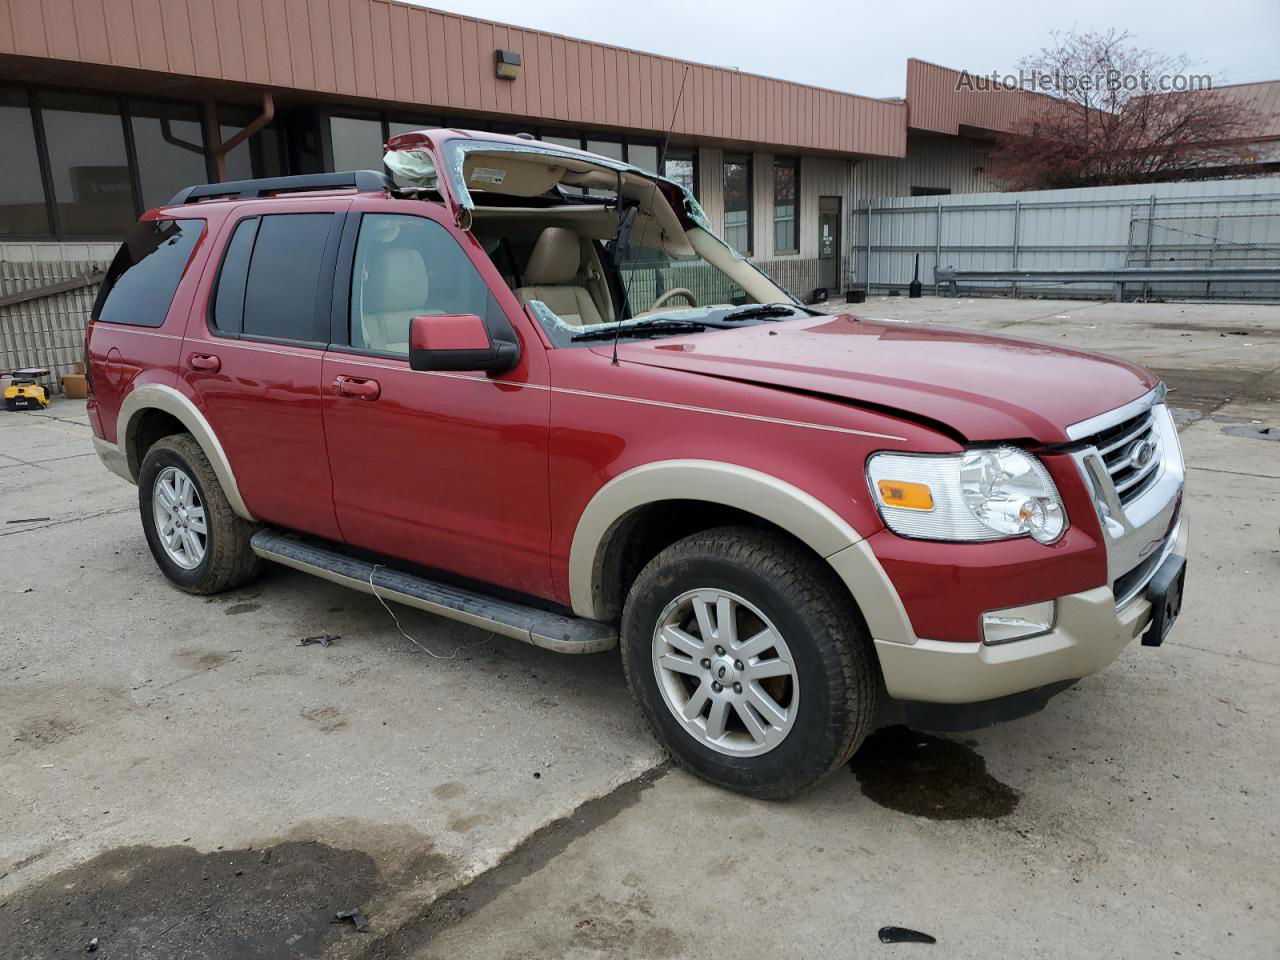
[1126, 212, 1280, 300]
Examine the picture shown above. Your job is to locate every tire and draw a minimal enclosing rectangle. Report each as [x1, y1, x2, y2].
[138, 433, 261, 594]
[620, 526, 879, 799]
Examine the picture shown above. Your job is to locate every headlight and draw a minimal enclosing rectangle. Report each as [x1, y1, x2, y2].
[867, 447, 1067, 544]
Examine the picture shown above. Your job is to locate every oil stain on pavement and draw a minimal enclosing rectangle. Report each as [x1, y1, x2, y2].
[0, 841, 383, 960]
[850, 725, 1020, 820]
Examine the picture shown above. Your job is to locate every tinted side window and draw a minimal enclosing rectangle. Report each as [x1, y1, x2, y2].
[210, 217, 259, 335]
[350, 213, 506, 355]
[242, 213, 334, 342]
[93, 219, 205, 327]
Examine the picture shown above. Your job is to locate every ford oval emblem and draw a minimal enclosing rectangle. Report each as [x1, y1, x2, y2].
[1127, 437, 1156, 471]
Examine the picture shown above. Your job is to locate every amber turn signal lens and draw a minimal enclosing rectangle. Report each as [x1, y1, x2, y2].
[876, 479, 935, 510]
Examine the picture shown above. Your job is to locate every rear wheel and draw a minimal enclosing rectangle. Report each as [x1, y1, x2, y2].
[138, 434, 260, 594]
[620, 526, 879, 799]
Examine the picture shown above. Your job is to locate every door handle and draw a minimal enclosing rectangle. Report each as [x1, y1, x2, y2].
[188, 353, 221, 373]
[334, 375, 381, 401]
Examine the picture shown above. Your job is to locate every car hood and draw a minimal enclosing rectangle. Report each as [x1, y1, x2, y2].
[611, 314, 1159, 444]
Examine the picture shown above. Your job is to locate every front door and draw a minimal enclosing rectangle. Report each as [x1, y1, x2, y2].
[818, 196, 842, 293]
[320, 206, 554, 599]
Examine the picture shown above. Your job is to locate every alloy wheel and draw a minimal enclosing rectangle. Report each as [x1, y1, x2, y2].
[152, 465, 207, 570]
[651, 588, 799, 757]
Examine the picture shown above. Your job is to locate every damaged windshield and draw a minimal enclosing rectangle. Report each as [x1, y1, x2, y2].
[414, 135, 808, 348]
[475, 228, 811, 348]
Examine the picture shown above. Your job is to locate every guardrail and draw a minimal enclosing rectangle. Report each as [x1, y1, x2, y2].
[933, 265, 1280, 301]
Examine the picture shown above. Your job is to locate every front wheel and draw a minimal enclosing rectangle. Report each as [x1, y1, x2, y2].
[138, 434, 261, 594]
[620, 527, 879, 799]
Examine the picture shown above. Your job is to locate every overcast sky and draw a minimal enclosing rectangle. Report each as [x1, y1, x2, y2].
[424, 0, 1279, 99]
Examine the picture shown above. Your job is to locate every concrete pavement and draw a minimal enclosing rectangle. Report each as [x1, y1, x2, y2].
[1, 297, 1277, 958]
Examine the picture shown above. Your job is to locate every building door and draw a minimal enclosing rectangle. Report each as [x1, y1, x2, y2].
[818, 196, 842, 292]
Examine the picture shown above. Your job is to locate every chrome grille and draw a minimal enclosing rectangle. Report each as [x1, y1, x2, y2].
[1067, 387, 1185, 611]
[1081, 408, 1163, 505]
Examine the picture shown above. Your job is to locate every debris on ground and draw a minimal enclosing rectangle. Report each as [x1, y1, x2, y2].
[878, 926, 936, 944]
[332, 908, 369, 933]
[297, 634, 339, 648]
[259, 849, 272, 865]
[5, 517, 50, 524]
[86, 938, 98, 952]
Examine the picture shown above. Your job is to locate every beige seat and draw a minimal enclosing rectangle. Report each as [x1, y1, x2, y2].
[514, 226, 604, 327]
[359, 246, 430, 354]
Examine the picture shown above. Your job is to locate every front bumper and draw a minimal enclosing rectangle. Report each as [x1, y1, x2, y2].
[874, 514, 1188, 703]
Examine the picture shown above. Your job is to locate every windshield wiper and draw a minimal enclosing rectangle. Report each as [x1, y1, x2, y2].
[573, 319, 708, 342]
[721, 304, 805, 322]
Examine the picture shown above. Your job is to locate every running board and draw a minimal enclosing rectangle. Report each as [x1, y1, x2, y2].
[249, 530, 617, 655]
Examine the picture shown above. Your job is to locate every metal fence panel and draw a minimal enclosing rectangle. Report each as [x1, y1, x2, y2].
[1, 258, 108, 395]
[856, 177, 1280, 301]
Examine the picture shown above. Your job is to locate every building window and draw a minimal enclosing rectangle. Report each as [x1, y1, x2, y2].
[387, 118, 440, 140]
[0, 87, 50, 236]
[627, 143, 659, 174]
[722, 153, 752, 255]
[773, 156, 799, 254]
[663, 148, 697, 198]
[910, 186, 951, 197]
[585, 138, 622, 162]
[41, 92, 136, 236]
[219, 105, 283, 182]
[330, 114, 385, 172]
[529, 133, 660, 172]
[130, 100, 207, 211]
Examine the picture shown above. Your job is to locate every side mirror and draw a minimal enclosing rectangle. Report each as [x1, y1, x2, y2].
[408, 314, 519, 373]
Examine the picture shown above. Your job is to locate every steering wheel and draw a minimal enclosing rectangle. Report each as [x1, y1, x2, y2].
[647, 287, 698, 311]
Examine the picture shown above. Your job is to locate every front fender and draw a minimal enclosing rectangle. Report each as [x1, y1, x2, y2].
[567, 459, 914, 645]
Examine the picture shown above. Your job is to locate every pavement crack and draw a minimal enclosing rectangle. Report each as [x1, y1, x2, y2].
[353, 761, 672, 959]
[1186, 465, 1280, 481]
[1162, 639, 1280, 669]
[33, 415, 92, 429]
[988, 301, 1109, 329]
[0, 507, 134, 537]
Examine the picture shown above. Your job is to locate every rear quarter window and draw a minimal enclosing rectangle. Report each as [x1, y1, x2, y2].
[93, 218, 205, 328]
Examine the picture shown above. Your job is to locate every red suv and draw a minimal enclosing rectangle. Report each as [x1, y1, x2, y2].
[86, 130, 1188, 797]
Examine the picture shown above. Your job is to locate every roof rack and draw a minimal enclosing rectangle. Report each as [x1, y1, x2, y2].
[168, 170, 393, 205]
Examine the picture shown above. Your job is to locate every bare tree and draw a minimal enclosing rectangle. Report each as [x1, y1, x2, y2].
[988, 30, 1261, 189]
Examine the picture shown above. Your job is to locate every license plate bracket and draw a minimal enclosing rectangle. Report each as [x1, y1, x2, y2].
[1141, 554, 1186, 647]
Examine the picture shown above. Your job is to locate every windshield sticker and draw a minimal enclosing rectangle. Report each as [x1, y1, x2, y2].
[470, 166, 507, 185]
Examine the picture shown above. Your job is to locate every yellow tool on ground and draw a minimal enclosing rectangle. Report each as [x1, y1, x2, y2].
[3, 367, 51, 411]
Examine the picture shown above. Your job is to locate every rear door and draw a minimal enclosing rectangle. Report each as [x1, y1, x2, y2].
[319, 202, 554, 598]
[180, 201, 346, 539]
